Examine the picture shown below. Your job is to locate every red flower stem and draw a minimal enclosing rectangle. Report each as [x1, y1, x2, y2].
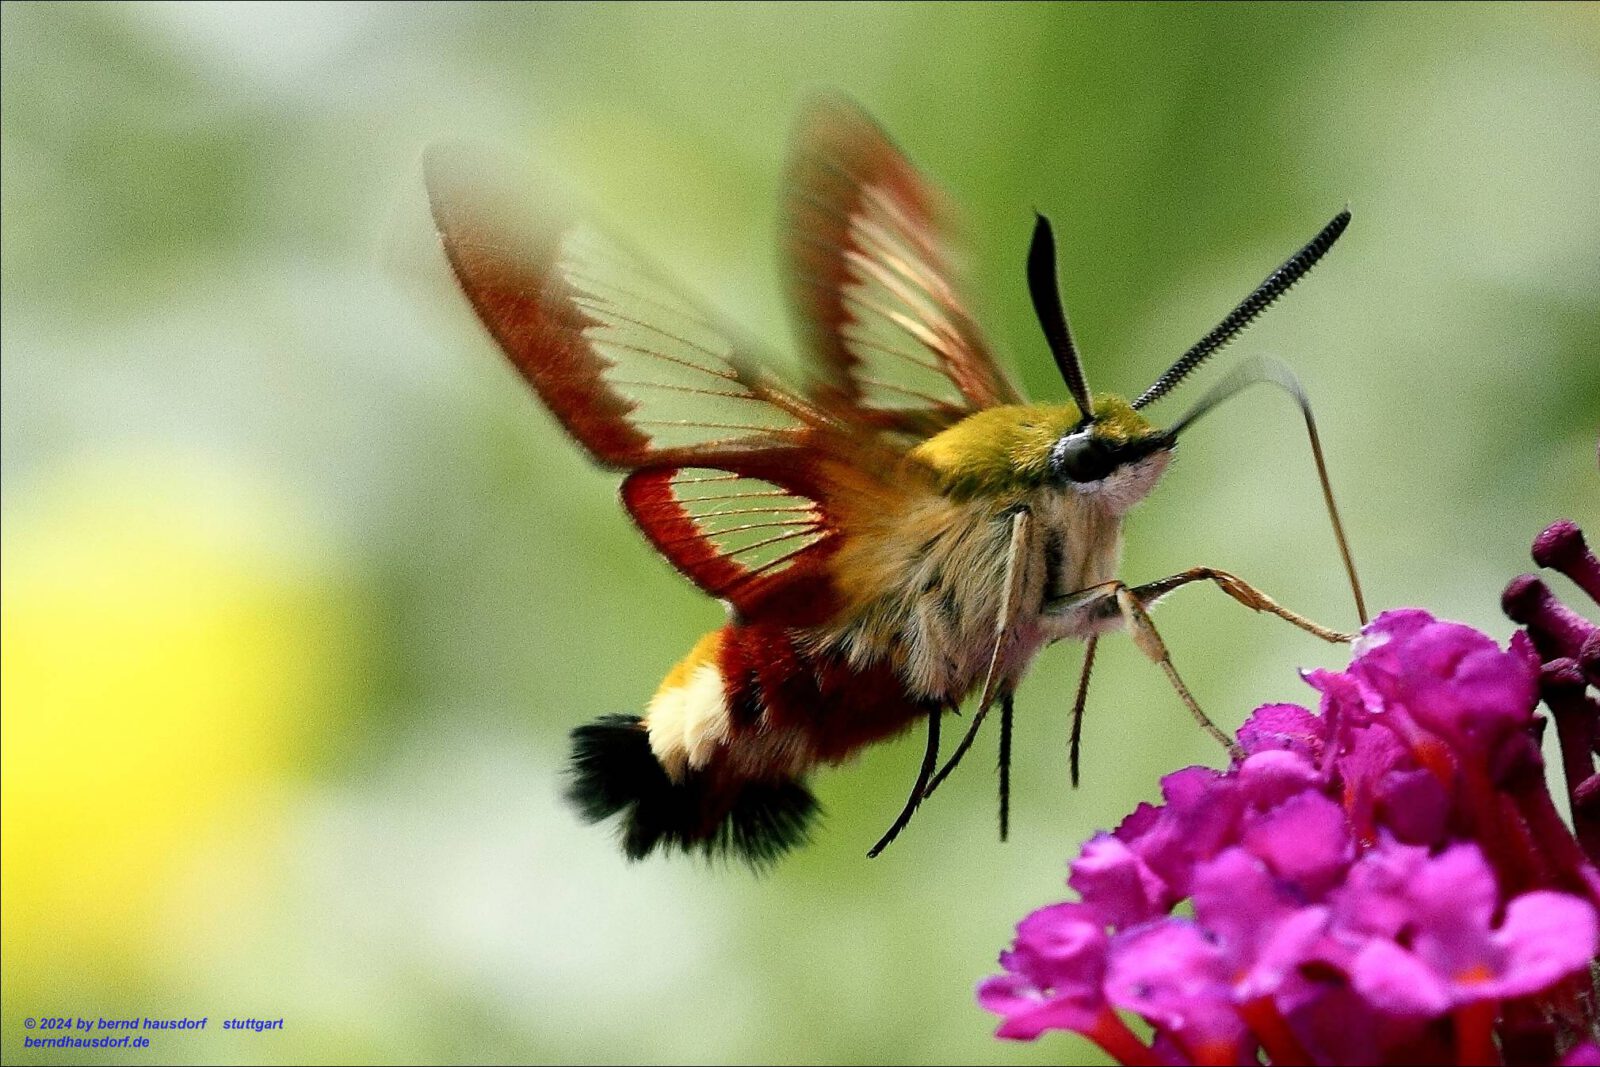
[1089, 1012, 1161, 1067]
[1453, 1000, 1500, 1067]
[1184, 1040, 1240, 1067]
[1240, 996, 1311, 1066]
[1460, 759, 1548, 899]
[1511, 771, 1600, 909]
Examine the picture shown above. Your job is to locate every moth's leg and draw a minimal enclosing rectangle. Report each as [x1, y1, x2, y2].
[867, 706, 942, 858]
[1042, 582, 1129, 786]
[1051, 580, 1241, 760]
[1108, 582, 1244, 761]
[998, 691, 1014, 842]
[1068, 635, 1098, 788]
[1130, 567, 1354, 644]
[924, 509, 1031, 802]
[1046, 569, 1345, 767]
[923, 684, 1009, 800]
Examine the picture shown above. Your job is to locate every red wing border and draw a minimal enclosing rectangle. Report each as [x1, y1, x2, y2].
[621, 459, 844, 627]
[427, 146, 808, 470]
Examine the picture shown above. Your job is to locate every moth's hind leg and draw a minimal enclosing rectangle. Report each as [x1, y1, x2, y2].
[866, 707, 942, 858]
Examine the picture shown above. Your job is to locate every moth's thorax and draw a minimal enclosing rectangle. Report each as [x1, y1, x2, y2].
[819, 480, 1128, 704]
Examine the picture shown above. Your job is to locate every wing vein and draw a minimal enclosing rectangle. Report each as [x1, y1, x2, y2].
[584, 340, 744, 383]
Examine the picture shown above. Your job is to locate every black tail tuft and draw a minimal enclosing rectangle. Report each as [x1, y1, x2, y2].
[567, 714, 661, 823]
[565, 714, 820, 868]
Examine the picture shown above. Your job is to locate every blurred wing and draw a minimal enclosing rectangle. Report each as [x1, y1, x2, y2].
[426, 146, 811, 470]
[427, 146, 862, 622]
[783, 97, 1021, 429]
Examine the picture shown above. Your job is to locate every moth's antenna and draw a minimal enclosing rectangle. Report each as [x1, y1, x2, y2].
[1028, 214, 1094, 418]
[1167, 356, 1369, 625]
[1135, 210, 1350, 410]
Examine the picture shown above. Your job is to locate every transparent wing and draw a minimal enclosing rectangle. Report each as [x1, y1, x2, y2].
[622, 462, 841, 624]
[782, 97, 1022, 429]
[426, 146, 810, 469]
[427, 145, 866, 623]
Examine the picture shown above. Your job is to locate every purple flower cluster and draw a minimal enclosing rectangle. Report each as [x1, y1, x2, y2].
[980, 521, 1600, 1066]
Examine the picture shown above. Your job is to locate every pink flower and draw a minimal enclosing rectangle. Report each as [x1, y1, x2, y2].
[979, 521, 1600, 1065]
[1334, 842, 1597, 1016]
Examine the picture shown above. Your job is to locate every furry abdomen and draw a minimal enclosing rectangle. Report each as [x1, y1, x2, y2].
[568, 621, 937, 864]
[568, 460, 1161, 865]
[649, 623, 937, 779]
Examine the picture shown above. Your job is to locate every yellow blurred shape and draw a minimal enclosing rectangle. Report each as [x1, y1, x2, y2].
[1, 450, 354, 972]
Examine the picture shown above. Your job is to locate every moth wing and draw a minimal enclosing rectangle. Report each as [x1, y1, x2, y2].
[621, 453, 853, 625]
[426, 145, 814, 470]
[428, 145, 893, 623]
[782, 96, 1023, 431]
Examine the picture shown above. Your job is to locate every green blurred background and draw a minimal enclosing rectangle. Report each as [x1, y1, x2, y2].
[3, 2, 1597, 1064]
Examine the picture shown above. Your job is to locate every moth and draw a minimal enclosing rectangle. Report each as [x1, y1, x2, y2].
[426, 98, 1366, 866]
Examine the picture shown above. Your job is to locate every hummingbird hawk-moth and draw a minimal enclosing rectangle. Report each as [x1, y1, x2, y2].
[426, 97, 1366, 866]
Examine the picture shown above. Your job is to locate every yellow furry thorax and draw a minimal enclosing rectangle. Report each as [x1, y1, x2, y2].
[909, 395, 1160, 497]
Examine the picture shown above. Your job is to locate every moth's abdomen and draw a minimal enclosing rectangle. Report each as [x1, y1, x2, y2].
[565, 623, 934, 865]
[565, 712, 819, 866]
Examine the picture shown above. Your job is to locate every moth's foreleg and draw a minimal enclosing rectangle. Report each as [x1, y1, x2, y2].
[918, 688, 1015, 837]
[1130, 567, 1354, 644]
[997, 691, 1014, 842]
[923, 687, 1004, 801]
[922, 509, 1031, 804]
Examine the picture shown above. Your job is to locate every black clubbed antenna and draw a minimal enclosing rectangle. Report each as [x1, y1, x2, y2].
[1028, 214, 1094, 418]
[1134, 209, 1350, 410]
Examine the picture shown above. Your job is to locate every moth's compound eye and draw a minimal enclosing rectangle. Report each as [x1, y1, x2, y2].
[1049, 430, 1117, 484]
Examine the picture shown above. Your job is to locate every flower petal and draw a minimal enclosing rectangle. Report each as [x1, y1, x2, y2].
[1105, 919, 1247, 1055]
[1237, 749, 1322, 810]
[1351, 939, 1453, 1017]
[1481, 891, 1600, 999]
[1069, 833, 1171, 929]
[1238, 702, 1325, 759]
[1242, 791, 1354, 897]
[1373, 767, 1450, 845]
[978, 974, 1103, 1040]
[1008, 901, 1109, 989]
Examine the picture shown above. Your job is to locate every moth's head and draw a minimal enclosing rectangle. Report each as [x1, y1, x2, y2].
[1027, 209, 1350, 498]
[1046, 395, 1173, 510]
